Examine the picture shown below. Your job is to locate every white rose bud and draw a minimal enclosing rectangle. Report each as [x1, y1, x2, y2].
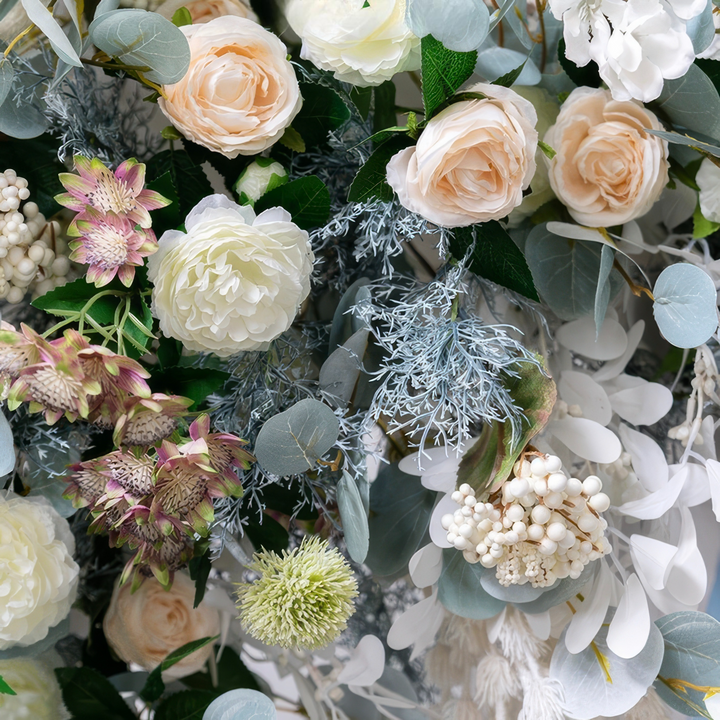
[0, 659, 70, 720]
[234, 159, 289, 206]
[697, 158, 720, 225]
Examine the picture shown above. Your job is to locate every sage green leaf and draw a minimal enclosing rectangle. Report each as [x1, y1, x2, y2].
[21, 0, 82, 67]
[594, 244, 615, 337]
[203, 689, 277, 720]
[407, 0, 490, 53]
[687, 2, 715, 54]
[89, 9, 191, 84]
[0, 617, 70, 659]
[421, 35, 478, 118]
[319, 328, 369, 407]
[337, 470, 370, 563]
[644, 128, 720, 158]
[328, 277, 371, 352]
[0, 59, 14, 109]
[254, 399, 340, 477]
[512, 565, 596, 614]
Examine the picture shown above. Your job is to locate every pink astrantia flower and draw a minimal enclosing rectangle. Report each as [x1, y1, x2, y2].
[188, 413, 254, 481]
[114, 393, 194, 447]
[73, 208, 158, 288]
[56, 155, 170, 233]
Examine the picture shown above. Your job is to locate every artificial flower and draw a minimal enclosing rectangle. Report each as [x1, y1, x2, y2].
[544, 87, 669, 227]
[697, 157, 720, 224]
[233, 158, 288, 206]
[0, 495, 79, 650]
[286, 0, 421, 87]
[156, 0, 258, 23]
[0, 659, 70, 720]
[386, 83, 538, 227]
[158, 17, 302, 158]
[103, 573, 220, 677]
[147, 195, 314, 356]
[237, 536, 358, 649]
[113, 393, 193, 447]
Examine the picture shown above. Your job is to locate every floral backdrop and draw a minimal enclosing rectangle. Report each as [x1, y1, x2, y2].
[1, 0, 720, 718]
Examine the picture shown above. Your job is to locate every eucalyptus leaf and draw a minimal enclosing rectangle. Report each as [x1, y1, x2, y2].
[89, 9, 191, 85]
[94, 0, 120, 15]
[550, 608, 664, 719]
[0, 60, 14, 109]
[337, 470, 370, 564]
[0, 0, 20, 22]
[21, 0, 82, 67]
[328, 278, 371, 353]
[645, 127, 720, 158]
[319, 328, 369, 407]
[512, 565, 597, 614]
[0, 617, 70, 659]
[407, 0, 490, 52]
[594, 244, 615, 338]
[0, 412, 15, 477]
[437, 549, 507, 619]
[0, 82, 48, 139]
[655, 611, 720, 718]
[254, 399, 340, 477]
[476, 47, 540, 86]
[652, 263, 718, 349]
[480, 571, 545, 603]
[203, 689, 276, 720]
[687, 0, 715, 54]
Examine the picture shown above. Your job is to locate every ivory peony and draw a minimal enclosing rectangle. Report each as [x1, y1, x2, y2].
[147, 195, 314, 357]
[386, 83, 538, 228]
[156, 0, 258, 23]
[158, 17, 302, 158]
[697, 158, 720, 224]
[285, 0, 421, 87]
[544, 87, 668, 227]
[0, 659, 70, 720]
[0, 495, 79, 650]
[103, 573, 220, 678]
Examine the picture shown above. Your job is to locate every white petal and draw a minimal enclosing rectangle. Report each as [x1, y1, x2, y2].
[698, 414, 718, 461]
[559, 371, 612, 426]
[430, 494, 458, 548]
[387, 592, 444, 656]
[618, 424, 668, 492]
[664, 506, 706, 606]
[337, 635, 385, 687]
[487, 606, 507, 644]
[0, 413, 15, 477]
[550, 417, 622, 463]
[606, 574, 650, 659]
[408, 543, 443, 588]
[616, 467, 687, 519]
[523, 610, 551, 641]
[706, 692, 720, 720]
[608, 381, 674, 426]
[708, 458, 720, 522]
[676, 462, 711, 507]
[547, 221, 607, 243]
[565, 562, 612, 654]
[630, 534, 676, 590]
[593, 320, 645, 382]
[556, 317, 628, 361]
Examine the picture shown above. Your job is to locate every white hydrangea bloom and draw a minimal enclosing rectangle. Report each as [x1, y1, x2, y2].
[0, 659, 70, 720]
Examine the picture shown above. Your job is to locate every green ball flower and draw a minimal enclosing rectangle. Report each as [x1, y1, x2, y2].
[236, 536, 358, 650]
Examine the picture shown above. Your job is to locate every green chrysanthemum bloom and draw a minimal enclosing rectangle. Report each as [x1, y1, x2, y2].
[236, 536, 358, 649]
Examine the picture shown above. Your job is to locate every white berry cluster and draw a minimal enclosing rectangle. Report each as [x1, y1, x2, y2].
[441, 453, 612, 588]
[0, 170, 71, 304]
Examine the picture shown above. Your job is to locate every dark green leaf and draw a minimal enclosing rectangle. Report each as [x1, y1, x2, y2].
[492, 60, 526, 88]
[421, 35, 477, 118]
[55, 667, 136, 720]
[373, 80, 397, 133]
[696, 58, 720, 96]
[449, 222, 539, 301]
[245, 514, 290, 554]
[292, 82, 351, 147]
[188, 544, 212, 608]
[348, 134, 414, 203]
[279, 126, 306, 153]
[146, 171, 181, 235]
[154, 689, 215, 720]
[150, 366, 229, 410]
[250, 480, 318, 521]
[350, 85, 373, 120]
[156, 336, 182, 370]
[181, 647, 260, 693]
[557, 38, 601, 88]
[0, 675, 16, 695]
[146, 149, 213, 217]
[254, 175, 330, 230]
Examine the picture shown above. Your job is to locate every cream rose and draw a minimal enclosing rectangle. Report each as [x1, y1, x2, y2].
[697, 157, 720, 224]
[286, 0, 420, 87]
[0, 659, 70, 720]
[157, 0, 258, 24]
[0, 495, 79, 650]
[158, 17, 302, 158]
[147, 195, 314, 357]
[103, 573, 220, 679]
[386, 83, 538, 228]
[544, 87, 669, 227]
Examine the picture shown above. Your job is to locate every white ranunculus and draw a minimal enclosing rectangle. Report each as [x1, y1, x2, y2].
[233, 159, 288, 206]
[158, 17, 302, 158]
[0, 659, 70, 720]
[0, 495, 79, 650]
[285, 0, 421, 87]
[147, 195, 314, 357]
[697, 158, 720, 224]
[386, 83, 538, 228]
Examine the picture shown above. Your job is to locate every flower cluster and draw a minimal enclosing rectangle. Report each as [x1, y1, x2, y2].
[56, 156, 169, 287]
[64, 414, 252, 587]
[442, 453, 612, 587]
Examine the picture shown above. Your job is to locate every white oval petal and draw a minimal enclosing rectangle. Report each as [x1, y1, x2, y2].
[664, 507, 707, 607]
[606, 574, 650, 659]
[557, 317, 628, 361]
[630, 534, 676, 591]
[593, 320, 645, 382]
[618, 424, 668, 492]
[523, 610, 552, 641]
[408, 543, 443, 589]
[559, 371, 612, 426]
[429, 494, 458, 548]
[337, 635, 386, 687]
[565, 562, 612, 654]
[676, 462, 710, 506]
[609, 381, 673, 426]
[551, 417, 622, 463]
[616, 467, 687, 519]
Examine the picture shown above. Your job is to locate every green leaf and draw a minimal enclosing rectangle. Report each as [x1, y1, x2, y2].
[421, 35, 477, 118]
[694, 203, 720, 239]
[644, 128, 720, 159]
[146, 149, 213, 217]
[146, 170, 181, 236]
[655, 611, 720, 718]
[279, 126, 306, 153]
[188, 543, 212, 608]
[449, 221, 539, 301]
[492, 60, 526, 88]
[350, 85, 373, 120]
[594, 244, 615, 336]
[0, 676, 16, 695]
[154, 689, 215, 720]
[366, 463, 435, 579]
[0, 58, 14, 108]
[337, 470, 370, 563]
[373, 80, 397, 133]
[171, 6, 192, 26]
[292, 82, 351, 148]
[181, 647, 260, 693]
[538, 140, 557, 159]
[55, 667, 136, 720]
[696, 58, 720, 96]
[150, 366, 229, 410]
[347, 133, 414, 203]
[557, 38, 601, 88]
[141, 636, 218, 703]
[245, 513, 290, 554]
[254, 175, 330, 230]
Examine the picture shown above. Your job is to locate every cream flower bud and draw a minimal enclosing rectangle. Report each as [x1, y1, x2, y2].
[147, 195, 314, 357]
[0, 659, 70, 720]
[234, 159, 289, 206]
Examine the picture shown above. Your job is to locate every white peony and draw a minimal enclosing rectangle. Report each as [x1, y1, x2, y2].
[0, 495, 79, 650]
[0, 659, 70, 720]
[147, 195, 314, 357]
[285, 0, 421, 87]
[697, 158, 720, 224]
[233, 159, 288, 206]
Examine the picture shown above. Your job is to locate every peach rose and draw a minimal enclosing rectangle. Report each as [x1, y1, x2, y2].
[544, 87, 669, 227]
[103, 573, 220, 679]
[386, 83, 538, 228]
[157, 0, 258, 24]
[159, 17, 302, 158]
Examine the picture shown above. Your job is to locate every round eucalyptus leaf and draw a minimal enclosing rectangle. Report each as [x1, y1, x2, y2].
[406, 0, 489, 52]
[337, 470, 369, 564]
[653, 263, 718, 349]
[89, 9, 190, 85]
[203, 689, 276, 720]
[480, 571, 545, 603]
[512, 564, 597, 614]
